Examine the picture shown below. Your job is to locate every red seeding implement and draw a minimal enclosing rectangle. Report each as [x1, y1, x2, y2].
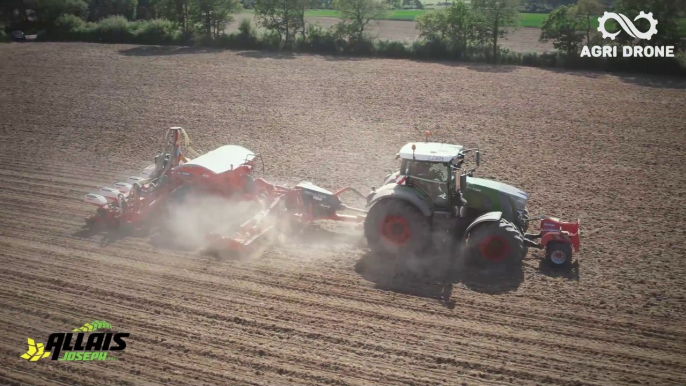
[83, 127, 368, 252]
[83, 128, 580, 266]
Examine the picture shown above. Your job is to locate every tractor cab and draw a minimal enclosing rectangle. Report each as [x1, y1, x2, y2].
[394, 142, 476, 213]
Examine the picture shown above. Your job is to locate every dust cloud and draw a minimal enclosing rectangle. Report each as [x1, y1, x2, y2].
[160, 193, 260, 251]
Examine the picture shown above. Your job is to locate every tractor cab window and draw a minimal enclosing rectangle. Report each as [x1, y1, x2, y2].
[404, 161, 450, 209]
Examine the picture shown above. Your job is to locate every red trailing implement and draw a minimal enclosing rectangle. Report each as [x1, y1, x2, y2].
[83, 127, 367, 251]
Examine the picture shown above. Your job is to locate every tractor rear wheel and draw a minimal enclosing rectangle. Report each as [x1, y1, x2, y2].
[365, 199, 430, 256]
[466, 218, 524, 266]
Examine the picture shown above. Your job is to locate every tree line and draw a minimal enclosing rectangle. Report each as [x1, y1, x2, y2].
[1, 0, 683, 75]
[0, 0, 420, 40]
[538, 0, 684, 56]
[1, 0, 242, 38]
[416, 0, 684, 60]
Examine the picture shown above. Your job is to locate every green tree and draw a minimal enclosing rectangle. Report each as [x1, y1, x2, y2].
[574, 0, 603, 44]
[416, 9, 449, 41]
[332, 0, 386, 42]
[446, 0, 477, 51]
[294, 0, 313, 41]
[540, 5, 584, 55]
[158, 0, 193, 36]
[254, 0, 304, 46]
[614, 0, 685, 48]
[385, 0, 401, 10]
[472, 0, 518, 62]
[35, 0, 89, 25]
[416, 0, 479, 52]
[136, 0, 158, 19]
[88, 0, 138, 21]
[0, 0, 31, 28]
[194, 0, 240, 38]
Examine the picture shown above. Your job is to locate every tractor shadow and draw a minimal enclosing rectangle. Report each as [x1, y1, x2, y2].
[291, 223, 367, 249]
[355, 250, 524, 308]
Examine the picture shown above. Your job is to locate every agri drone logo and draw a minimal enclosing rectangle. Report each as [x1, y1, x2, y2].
[581, 11, 676, 58]
[21, 320, 129, 362]
[597, 11, 658, 41]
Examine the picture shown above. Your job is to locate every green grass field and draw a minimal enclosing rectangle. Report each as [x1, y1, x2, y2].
[304, 9, 422, 21]
[518, 13, 547, 28]
[302, 10, 577, 26]
[299, 10, 590, 27]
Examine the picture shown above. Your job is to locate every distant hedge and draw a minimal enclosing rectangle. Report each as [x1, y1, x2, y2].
[36, 15, 686, 76]
[40, 15, 183, 45]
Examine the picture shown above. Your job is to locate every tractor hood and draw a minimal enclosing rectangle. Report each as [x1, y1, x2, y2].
[467, 177, 528, 200]
[466, 177, 529, 211]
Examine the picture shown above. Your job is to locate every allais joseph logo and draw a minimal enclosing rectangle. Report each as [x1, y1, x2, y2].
[21, 320, 129, 361]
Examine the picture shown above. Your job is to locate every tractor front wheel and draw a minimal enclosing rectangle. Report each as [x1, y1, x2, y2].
[466, 218, 524, 266]
[365, 199, 430, 256]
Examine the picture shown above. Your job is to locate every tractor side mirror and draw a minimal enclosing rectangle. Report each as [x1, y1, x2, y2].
[459, 174, 467, 192]
[475, 151, 481, 166]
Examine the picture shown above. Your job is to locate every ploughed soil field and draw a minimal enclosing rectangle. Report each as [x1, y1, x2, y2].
[226, 14, 556, 53]
[1, 42, 686, 385]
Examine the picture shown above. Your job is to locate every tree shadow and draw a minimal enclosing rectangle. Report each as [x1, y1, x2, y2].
[321, 55, 371, 62]
[615, 74, 686, 90]
[237, 50, 297, 60]
[115, 44, 685, 87]
[118, 45, 225, 57]
[536, 67, 685, 88]
[464, 64, 517, 73]
[355, 250, 524, 309]
[538, 67, 604, 79]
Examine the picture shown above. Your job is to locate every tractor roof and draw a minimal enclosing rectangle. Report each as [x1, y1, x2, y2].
[398, 142, 463, 163]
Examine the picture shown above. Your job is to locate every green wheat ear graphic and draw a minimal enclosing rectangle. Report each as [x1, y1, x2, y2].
[72, 320, 112, 333]
[20, 338, 51, 361]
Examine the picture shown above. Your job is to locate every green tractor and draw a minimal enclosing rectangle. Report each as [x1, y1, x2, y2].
[364, 139, 580, 266]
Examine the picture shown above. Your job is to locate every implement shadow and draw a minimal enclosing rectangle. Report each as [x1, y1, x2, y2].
[355, 251, 524, 309]
[537, 258, 581, 281]
[118, 45, 225, 57]
[71, 226, 151, 247]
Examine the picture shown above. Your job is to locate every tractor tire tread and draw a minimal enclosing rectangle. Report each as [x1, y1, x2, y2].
[365, 199, 430, 257]
[467, 218, 525, 266]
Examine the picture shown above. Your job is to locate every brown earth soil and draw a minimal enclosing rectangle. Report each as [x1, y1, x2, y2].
[227, 13, 556, 53]
[1, 42, 686, 386]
